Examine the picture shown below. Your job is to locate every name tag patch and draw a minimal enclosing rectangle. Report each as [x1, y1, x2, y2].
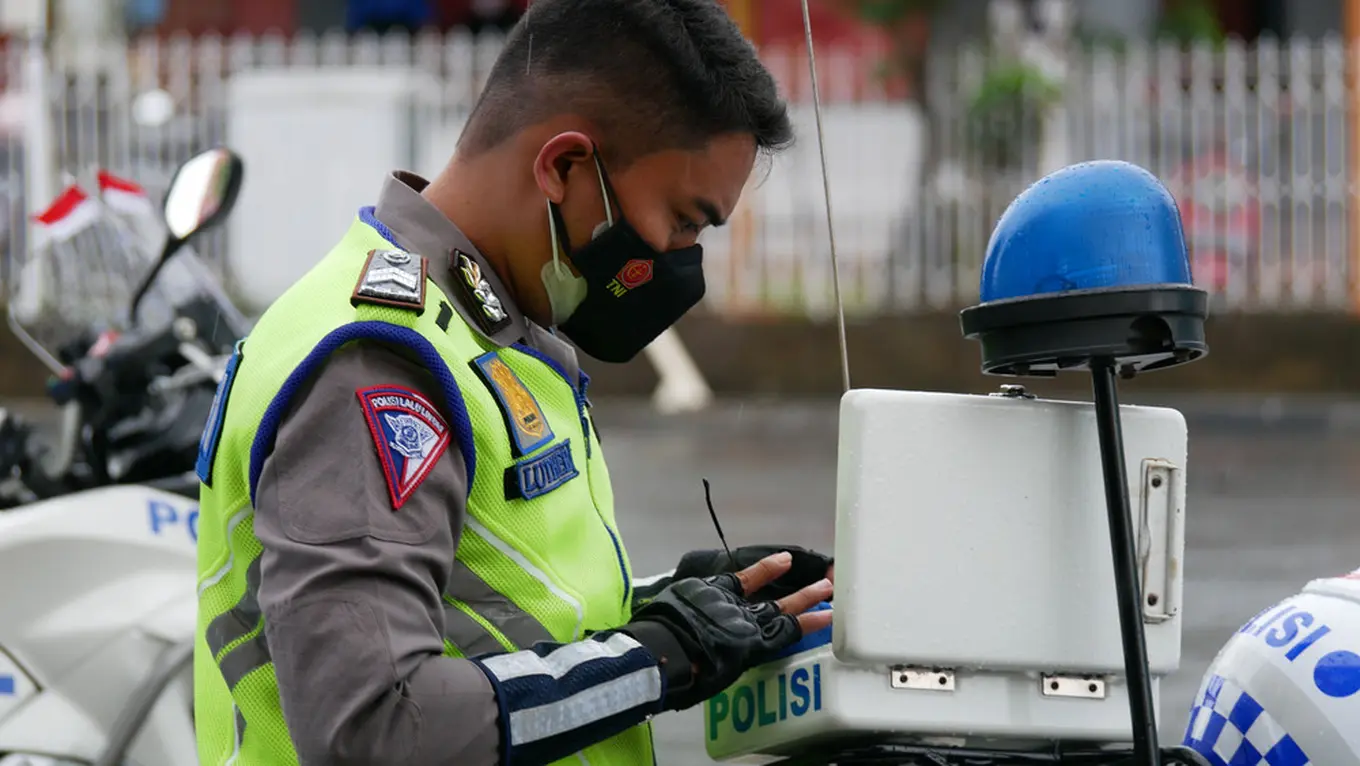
[472, 351, 554, 457]
[505, 440, 579, 501]
[357, 385, 451, 510]
[195, 338, 245, 487]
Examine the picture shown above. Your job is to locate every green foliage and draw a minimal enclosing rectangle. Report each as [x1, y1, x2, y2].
[1157, 0, 1225, 44]
[836, 0, 943, 25]
[966, 60, 1063, 171]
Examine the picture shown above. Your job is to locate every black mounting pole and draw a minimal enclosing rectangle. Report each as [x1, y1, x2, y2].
[1090, 358, 1160, 766]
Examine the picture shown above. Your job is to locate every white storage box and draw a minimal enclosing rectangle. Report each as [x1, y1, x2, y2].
[704, 389, 1188, 760]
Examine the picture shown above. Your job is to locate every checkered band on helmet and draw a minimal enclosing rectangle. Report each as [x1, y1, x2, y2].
[1182, 674, 1311, 766]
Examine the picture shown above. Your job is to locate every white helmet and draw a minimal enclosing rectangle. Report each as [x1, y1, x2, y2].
[1181, 567, 1360, 765]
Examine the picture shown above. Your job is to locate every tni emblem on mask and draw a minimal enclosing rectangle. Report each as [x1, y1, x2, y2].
[606, 258, 654, 297]
[472, 352, 555, 457]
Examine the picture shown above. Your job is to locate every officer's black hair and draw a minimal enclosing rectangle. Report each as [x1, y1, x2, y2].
[455, 0, 794, 168]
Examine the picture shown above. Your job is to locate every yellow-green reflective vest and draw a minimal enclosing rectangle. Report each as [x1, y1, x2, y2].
[193, 212, 653, 765]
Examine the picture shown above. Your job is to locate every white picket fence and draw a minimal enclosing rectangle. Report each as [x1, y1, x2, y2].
[0, 29, 1356, 317]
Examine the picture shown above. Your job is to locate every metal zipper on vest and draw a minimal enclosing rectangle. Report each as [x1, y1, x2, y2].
[511, 343, 632, 612]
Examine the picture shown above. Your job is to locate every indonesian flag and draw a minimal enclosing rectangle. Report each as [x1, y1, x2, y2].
[97, 168, 166, 254]
[31, 184, 103, 246]
[97, 170, 157, 216]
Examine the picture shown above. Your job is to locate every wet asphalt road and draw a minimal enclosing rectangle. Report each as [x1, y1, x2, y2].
[5, 393, 1359, 763]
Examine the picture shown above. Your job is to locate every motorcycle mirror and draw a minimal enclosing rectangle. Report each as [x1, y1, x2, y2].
[129, 147, 245, 325]
[162, 147, 244, 242]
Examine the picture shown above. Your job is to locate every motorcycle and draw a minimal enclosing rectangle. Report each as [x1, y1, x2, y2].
[0, 148, 246, 766]
[1, 148, 248, 509]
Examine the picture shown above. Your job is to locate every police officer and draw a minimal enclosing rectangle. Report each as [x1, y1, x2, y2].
[192, 1, 835, 764]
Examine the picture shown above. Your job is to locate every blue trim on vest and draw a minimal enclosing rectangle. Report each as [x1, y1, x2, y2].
[248, 321, 478, 506]
[511, 342, 568, 384]
[196, 338, 245, 487]
[359, 205, 401, 247]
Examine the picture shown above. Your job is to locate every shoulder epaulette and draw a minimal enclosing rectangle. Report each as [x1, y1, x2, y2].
[352, 248, 428, 312]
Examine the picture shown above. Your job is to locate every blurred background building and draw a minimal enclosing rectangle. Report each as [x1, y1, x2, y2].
[1, 0, 1360, 370]
[1, 0, 1358, 320]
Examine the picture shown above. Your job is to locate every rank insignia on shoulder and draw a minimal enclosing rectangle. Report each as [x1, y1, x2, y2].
[453, 249, 512, 335]
[505, 440, 579, 501]
[356, 385, 451, 510]
[472, 351, 554, 457]
[352, 249, 427, 312]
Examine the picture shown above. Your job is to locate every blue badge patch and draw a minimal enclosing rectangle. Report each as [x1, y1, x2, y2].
[472, 351, 554, 457]
[196, 339, 245, 487]
[505, 440, 578, 500]
[357, 385, 452, 510]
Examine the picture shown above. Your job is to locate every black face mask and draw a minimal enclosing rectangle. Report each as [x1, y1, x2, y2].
[547, 155, 706, 364]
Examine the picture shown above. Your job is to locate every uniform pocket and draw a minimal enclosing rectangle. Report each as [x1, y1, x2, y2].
[272, 430, 450, 546]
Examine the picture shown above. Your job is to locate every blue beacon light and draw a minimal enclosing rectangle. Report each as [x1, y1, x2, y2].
[961, 159, 1208, 378]
[959, 161, 1211, 766]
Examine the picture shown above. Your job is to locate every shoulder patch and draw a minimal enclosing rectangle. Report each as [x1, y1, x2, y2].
[195, 339, 245, 487]
[471, 351, 554, 457]
[453, 250, 513, 336]
[356, 385, 451, 510]
[505, 440, 579, 500]
[352, 249, 427, 312]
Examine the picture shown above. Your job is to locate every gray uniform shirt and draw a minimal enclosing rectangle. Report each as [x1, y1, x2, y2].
[252, 173, 684, 765]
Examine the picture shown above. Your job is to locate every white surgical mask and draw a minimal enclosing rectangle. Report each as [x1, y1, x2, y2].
[540, 163, 614, 326]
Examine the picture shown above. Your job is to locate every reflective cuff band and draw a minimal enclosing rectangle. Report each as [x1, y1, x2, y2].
[471, 632, 663, 765]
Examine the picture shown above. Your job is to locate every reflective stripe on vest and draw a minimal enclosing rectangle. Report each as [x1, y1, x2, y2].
[203, 526, 563, 700]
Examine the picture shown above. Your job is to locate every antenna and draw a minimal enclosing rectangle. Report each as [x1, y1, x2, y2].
[798, 0, 851, 393]
[702, 477, 734, 567]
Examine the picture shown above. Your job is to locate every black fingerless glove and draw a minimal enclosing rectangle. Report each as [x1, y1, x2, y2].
[621, 574, 803, 712]
[674, 545, 833, 602]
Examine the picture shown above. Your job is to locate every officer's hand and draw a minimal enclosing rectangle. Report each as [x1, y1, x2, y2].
[630, 552, 834, 711]
[673, 544, 834, 602]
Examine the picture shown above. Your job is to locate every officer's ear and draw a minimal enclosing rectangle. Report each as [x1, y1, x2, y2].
[533, 132, 596, 204]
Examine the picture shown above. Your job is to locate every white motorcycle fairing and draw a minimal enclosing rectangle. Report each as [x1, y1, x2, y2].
[0, 485, 199, 765]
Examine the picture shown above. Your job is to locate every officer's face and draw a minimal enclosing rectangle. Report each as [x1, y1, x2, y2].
[540, 131, 756, 257]
[519, 130, 757, 328]
[593, 132, 757, 251]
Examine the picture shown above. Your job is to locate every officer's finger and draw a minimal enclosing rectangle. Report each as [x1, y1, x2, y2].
[797, 608, 833, 635]
[734, 551, 794, 597]
[775, 578, 833, 617]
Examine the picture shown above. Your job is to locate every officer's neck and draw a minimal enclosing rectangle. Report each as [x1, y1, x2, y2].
[424, 154, 554, 327]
